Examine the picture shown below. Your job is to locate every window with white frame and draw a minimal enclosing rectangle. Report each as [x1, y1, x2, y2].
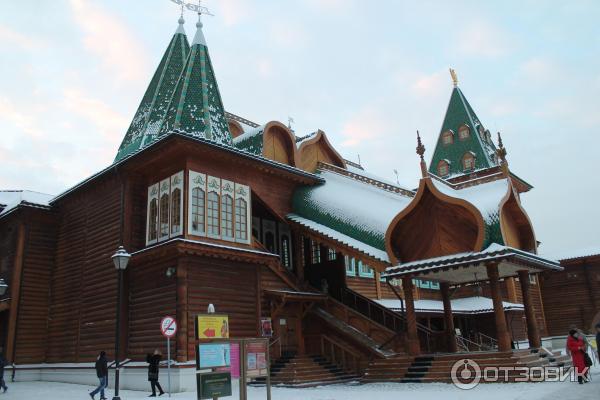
[147, 184, 159, 244]
[170, 172, 183, 236]
[186, 171, 251, 244]
[311, 240, 321, 264]
[529, 274, 537, 285]
[358, 260, 374, 278]
[345, 256, 356, 276]
[159, 178, 170, 240]
[220, 180, 235, 240]
[146, 172, 184, 245]
[328, 248, 337, 261]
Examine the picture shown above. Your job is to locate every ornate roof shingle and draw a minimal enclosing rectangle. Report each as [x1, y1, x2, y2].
[114, 17, 190, 162]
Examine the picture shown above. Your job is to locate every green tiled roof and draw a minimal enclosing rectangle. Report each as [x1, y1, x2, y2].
[232, 126, 265, 155]
[115, 19, 190, 162]
[291, 170, 413, 253]
[157, 18, 232, 146]
[429, 87, 498, 177]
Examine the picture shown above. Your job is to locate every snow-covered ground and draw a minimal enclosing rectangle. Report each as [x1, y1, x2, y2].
[1, 368, 598, 400]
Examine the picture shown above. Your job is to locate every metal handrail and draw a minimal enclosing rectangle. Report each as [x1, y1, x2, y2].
[456, 335, 486, 352]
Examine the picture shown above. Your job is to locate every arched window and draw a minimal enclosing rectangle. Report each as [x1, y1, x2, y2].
[148, 198, 158, 242]
[462, 152, 476, 171]
[159, 193, 170, 238]
[170, 188, 181, 235]
[265, 231, 275, 253]
[235, 198, 248, 241]
[442, 130, 454, 145]
[437, 160, 450, 177]
[221, 194, 234, 238]
[191, 187, 205, 234]
[458, 125, 470, 140]
[207, 192, 220, 236]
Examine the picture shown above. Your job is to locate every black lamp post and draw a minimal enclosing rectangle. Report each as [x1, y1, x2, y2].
[0, 278, 7, 296]
[111, 246, 130, 400]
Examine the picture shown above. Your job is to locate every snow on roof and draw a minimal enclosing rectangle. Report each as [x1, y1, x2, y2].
[295, 132, 318, 147]
[345, 164, 413, 193]
[232, 125, 265, 146]
[376, 296, 523, 315]
[430, 176, 509, 224]
[384, 243, 562, 278]
[543, 246, 600, 262]
[287, 213, 390, 263]
[292, 169, 413, 252]
[0, 190, 54, 217]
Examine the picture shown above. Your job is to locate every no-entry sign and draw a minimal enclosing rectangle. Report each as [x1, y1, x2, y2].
[161, 316, 177, 338]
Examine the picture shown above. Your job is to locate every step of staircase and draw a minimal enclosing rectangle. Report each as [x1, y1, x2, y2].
[253, 354, 361, 387]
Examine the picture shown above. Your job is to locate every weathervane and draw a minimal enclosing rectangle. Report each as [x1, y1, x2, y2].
[449, 68, 458, 87]
[169, 0, 214, 16]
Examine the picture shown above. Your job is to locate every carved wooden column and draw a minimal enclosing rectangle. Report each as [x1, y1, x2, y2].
[402, 277, 420, 355]
[486, 263, 512, 352]
[292, 230, 305, 282]
[441, 282, 458, 352]
[296, 306, 305, 355]
[517, 270, 541, 349]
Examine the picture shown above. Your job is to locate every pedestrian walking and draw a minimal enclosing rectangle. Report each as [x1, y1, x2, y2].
[90, 351, 108, 400]
[567, 329, 588, 384]
[595, 323, 600, 364]
[147, 349, 165, 397]
[0, 347, 7, 393]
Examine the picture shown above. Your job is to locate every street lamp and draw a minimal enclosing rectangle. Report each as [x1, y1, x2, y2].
[111, 246, 130, 400]
[0, 279, 8, 296]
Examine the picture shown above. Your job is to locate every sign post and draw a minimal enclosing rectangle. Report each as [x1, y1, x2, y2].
[161, 316, 177, 397]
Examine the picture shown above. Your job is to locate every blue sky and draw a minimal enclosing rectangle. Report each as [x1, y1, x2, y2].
[1, 0, 599, 255]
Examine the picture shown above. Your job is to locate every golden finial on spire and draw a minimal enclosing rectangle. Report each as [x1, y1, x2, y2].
[449, 68, 458, 87]
[416, 130, 428, 178]
[496, 131, 509, 176]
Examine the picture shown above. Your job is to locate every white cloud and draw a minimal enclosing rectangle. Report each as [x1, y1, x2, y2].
[61, 89, 128, 143]
[411, 70, 447, 98]
[68, 0, 149, 86]
[456, 21, 513, 58]
[0, 24, 44, 50]
[340, 106, 391, 147]
[269, 21, 309, 47]
[216, 0, 253, 27]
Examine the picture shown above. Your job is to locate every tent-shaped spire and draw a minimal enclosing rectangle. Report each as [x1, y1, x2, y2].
[114, 17, 190, 162]
[157, 14, 232, 145]
[429, 72, 498, 178]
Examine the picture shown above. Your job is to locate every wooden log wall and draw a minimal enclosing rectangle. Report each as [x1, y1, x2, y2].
[0, 217, 18, 350]
[13, 210, 56, 364]
[47, 174, 122, 362]
[183, 257, 259, 361]
[127, 255, 176, 361]
[346, 276, 377, 299]
[541, 257, 600, 335]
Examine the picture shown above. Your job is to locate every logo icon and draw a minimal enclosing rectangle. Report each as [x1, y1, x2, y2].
[451, 358, 481, 390]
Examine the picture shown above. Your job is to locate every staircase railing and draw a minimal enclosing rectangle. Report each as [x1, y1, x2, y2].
[337, 287, 405, 333]
[474, 332, 498, 350]
[456, 335, 488, 352]
[309, 334, 363, 375]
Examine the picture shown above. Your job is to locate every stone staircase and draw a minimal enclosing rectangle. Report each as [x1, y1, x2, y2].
[265, 354, 361, 387]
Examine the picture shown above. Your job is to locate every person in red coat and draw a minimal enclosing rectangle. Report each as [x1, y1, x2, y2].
[567, 329, 587, 384]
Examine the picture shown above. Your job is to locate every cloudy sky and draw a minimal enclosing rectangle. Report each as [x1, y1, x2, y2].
[1, 0, 599, 255]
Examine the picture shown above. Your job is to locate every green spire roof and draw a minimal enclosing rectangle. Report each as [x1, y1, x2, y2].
[114, 17, 190, 162]
[429, 86, 498, 177]
[157, 15, 232, 146]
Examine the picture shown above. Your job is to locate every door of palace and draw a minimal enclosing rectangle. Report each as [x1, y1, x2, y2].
[279, 316, 298, 355]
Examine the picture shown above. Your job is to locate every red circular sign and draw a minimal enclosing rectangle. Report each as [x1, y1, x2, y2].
[160, 316, 177, 338]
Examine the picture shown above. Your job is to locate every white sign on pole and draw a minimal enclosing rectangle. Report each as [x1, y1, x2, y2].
[160, 316, 177, 397]
[161, 316, 177, 338]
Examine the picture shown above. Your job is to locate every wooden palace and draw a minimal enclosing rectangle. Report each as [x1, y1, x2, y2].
[0, 14, 576, 388]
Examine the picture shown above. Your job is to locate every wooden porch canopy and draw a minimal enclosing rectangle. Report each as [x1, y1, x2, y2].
[382, 243, 562, 285]
[384, 244, 561, 355]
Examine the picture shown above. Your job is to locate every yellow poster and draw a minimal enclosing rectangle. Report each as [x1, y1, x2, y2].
[197, 314, 229, 339]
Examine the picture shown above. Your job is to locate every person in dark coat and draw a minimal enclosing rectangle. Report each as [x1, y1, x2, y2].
[90, 351, 108, 400]
[147, 349, 164, 397]
[567, 329, 587, 384]
[595, 323, 600, 363]
[0, 347, 7, 393]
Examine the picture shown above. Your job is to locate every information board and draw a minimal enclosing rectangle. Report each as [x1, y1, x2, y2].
[196, 314, 230, 339]
[245, 340, 268, 378]
[196, 372, 232, 400]
[197, 342, 231, 369]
